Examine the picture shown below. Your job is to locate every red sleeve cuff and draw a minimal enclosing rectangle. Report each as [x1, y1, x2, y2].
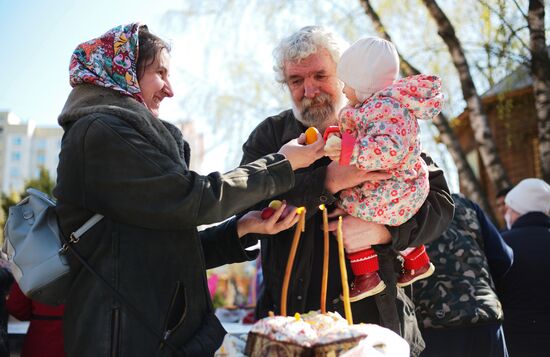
[323, 126, 341, 142]
[340, 132, 355, 166]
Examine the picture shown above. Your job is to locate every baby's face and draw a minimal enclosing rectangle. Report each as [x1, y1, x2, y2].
[342, 84, 360, 106]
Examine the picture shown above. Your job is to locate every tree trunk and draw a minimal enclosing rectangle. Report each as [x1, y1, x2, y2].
[528, 0, 550, 182]
[359, 0, 494, 216]
[422, 0, 511, 192]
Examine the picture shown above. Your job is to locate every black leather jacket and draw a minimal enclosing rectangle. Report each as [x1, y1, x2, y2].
[240, 109, 455, 357]
[54, 85, 295, 357]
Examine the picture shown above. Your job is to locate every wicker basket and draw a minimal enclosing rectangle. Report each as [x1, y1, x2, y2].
[245, 331, 365, 357]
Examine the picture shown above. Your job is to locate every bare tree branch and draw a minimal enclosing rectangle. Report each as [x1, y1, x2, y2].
[478, 0, 530, 50]
[528, 0, 550, 181]
[513, 0, 529, 20]
[422, 0, 511, 192]
[359, 0, 495, 215]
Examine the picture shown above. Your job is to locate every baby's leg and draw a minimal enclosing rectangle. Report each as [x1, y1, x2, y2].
[397, 245, 435, 287]
[347, 248, 386, 301]
[399, 247, 416, 256]
[348, 248, 377, 277]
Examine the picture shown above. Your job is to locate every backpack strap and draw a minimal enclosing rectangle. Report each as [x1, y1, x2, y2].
[70, 214, 104, 243]
[65, 232, 182, 357]
[55, 208, 185, 355]
[59, 214, 103, 253]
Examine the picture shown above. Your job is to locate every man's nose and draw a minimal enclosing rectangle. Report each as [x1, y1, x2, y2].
[303, 78, 319, 98]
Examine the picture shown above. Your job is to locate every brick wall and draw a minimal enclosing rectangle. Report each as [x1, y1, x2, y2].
[453, 88, 541, 226]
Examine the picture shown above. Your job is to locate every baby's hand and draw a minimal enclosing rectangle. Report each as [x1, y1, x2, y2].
[324, 135, 342, 162]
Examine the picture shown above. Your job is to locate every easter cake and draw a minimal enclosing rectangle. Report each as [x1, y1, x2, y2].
[245, 311, 370, 357]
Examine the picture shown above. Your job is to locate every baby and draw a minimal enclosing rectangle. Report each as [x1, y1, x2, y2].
[325, 37, 443, 302]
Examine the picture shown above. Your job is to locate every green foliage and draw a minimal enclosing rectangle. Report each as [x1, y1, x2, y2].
[1, 167, 55, 218]
[23, 167, 56, 197]
[0, 167, 56, 244]
[212, 290, 226, 309]
[0, 191, 20, 224]
[0, 191, 19, 246]
[495, 92, 525, 150]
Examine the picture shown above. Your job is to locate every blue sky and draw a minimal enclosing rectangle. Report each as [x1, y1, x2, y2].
[0, 0, 183, 127]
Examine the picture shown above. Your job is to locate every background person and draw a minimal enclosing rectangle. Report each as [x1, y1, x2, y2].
[0, 260, 13, 357]
[498, 178, 550, 357]
[414, 193, 512, 357]
[6, 282, 65, 357]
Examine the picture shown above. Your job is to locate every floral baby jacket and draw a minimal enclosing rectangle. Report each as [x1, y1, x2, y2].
[337, 74, 443, 226]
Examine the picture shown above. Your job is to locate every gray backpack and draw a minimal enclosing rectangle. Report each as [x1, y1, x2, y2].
[2, 188, 102, 305]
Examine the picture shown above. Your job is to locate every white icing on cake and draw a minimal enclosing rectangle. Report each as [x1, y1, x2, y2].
[250, 311, 371, 347]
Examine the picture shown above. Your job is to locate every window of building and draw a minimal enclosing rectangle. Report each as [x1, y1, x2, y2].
[35, 138, 46, 149]
[37, 153, 46, 165]
[10, 167, 20, 177]
[11, 151, 21, 161]
[12, 136, 22, 145]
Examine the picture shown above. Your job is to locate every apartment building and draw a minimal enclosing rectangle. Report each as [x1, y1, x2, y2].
[0, 111, 62, 194]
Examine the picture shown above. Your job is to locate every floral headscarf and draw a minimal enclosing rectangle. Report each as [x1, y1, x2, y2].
[69, 23, 144, 103]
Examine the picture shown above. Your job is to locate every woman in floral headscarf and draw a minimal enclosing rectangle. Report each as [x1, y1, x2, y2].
[54, 23, 324, 356]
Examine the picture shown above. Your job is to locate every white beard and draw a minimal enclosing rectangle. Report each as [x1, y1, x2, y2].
[291, 91, 346, 131]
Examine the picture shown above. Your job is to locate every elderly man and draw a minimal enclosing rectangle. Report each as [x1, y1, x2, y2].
[239, 26, 454, 356]
[498, 178, 550, 357]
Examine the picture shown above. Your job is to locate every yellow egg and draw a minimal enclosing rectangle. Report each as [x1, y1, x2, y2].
[268, 200, 283, 210]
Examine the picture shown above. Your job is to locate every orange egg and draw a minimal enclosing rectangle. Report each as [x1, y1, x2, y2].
[305, 127, 318, 145]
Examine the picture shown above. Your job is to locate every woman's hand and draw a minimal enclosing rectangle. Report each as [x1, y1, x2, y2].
[326, 208, 392, 253]
[278, 129, 325, 170]
[237, 201, 300, 237]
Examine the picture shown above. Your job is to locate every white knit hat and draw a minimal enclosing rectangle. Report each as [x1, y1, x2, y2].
[337, 37, 399, 102]
[505, 178, 550, 215]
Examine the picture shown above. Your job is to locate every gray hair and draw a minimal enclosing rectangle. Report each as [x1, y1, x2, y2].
[273, 26, 346, 84]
